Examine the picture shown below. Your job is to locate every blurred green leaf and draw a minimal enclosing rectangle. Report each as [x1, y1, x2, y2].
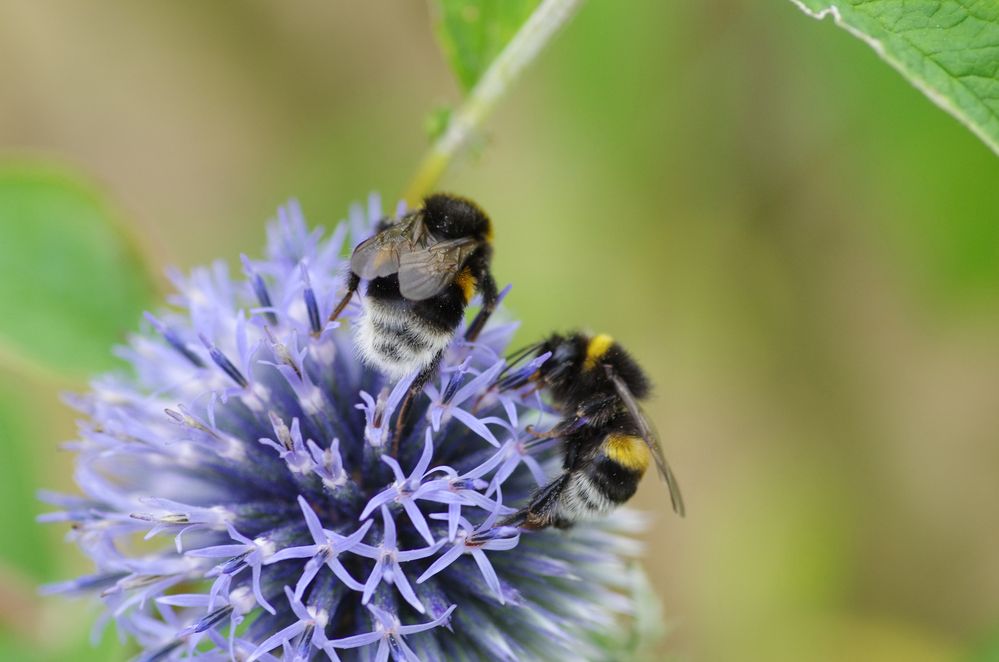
[0, 605, 131, 662]
[429, 0, 541, 91]
[0, 381, 51, 581]
[791, 0, 999, 156]
[0, 632, 45, 662]
[0, 165, 155, 378]
[968, 628, 999, 662]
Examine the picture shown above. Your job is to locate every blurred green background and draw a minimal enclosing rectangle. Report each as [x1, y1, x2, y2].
[2, 1, 999, 660]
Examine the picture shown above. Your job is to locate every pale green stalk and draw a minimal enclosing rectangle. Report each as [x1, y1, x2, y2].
[404, 0, 583, 204]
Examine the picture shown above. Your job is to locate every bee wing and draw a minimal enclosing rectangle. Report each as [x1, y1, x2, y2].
[605, 366, 686, 516]
[350, 214, 427, 280]
[397, 237, 480, 301]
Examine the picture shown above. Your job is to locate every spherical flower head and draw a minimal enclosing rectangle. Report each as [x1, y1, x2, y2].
[42, 195, 649, 661]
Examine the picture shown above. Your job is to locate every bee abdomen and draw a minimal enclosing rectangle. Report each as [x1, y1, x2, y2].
[577, 433, 650, 509]
[355, 299, 453, 380]
[584, 455, 642, 505]
[601, 433, 650, 475]
[519, 471, 616, 530]
[569, 436, 647, 508]
[522, 434, 648, 528]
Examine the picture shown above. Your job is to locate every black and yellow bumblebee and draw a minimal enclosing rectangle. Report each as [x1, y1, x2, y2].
[329, 194, 498, 439]
[498, 332, 685, 529]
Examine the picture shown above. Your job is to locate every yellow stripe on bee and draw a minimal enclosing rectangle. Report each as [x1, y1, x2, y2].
[582, 334, 614, 371]
[455, 266, 477, 303]
[604, 434, 650, 473]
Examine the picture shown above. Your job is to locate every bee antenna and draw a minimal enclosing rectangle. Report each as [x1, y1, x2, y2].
[505, 342, 539, 363]
[497, 341, 543, 380]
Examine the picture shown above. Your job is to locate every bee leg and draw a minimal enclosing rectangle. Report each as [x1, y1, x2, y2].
[525, 425, 560, 440]
[464, 271, 497, 343]
[390, 352, 443, 457]
[328, 272, 360, 323]
[525, 418, 576, 440]
[501, 473, 571, 530]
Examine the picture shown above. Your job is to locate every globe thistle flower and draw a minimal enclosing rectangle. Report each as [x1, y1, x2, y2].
[41, 196, 649, 661]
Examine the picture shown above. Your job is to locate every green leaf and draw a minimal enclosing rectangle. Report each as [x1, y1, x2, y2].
[430, 0, 542, 91]
[0, 164, 156, 378]
[790, 0, 999, 156]
[969, 628, 999, 661]
[0, 381, 52, 581]
[0, 604, 132, 661]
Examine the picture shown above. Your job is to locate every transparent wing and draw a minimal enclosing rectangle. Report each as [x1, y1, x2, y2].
[605, 365, 686, 516]
[350, 213, 427, 280]
[397, 237, 479, 301]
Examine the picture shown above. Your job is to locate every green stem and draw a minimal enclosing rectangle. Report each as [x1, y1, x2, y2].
[404, 0, 584, 204]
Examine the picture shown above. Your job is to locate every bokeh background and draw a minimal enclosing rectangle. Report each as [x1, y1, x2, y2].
[2, 2, 999, 660]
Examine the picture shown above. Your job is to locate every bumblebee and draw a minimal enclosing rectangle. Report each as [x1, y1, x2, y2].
[498, 332, 685, 529]
[329, 194, 498, 439]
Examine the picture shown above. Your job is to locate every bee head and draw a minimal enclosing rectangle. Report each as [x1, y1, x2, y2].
[532, 333, 587, 400]
[423, 193, 492, 242]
